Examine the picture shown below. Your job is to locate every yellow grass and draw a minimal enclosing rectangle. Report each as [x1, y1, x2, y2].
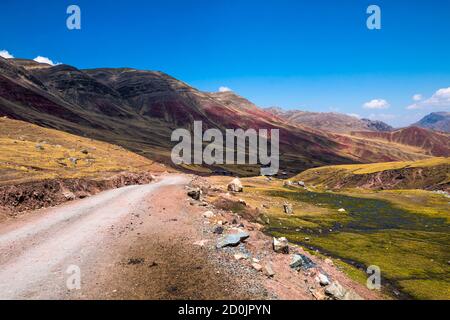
[0, 117, 167, 185]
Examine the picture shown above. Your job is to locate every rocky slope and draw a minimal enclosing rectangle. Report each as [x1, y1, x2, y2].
[414, 112, 450, 133]
[0, 57, 443, 176]
[265, 108, 393, 133]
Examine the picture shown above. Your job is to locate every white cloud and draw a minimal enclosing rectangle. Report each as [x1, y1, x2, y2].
[347, 113, 361, 119]
[33, 56, 60, 66]
[218, 86, 232, 93]
[363, 99, 390, 109]
[412, 94, 423, 101]
[406, 87, 450, 110]
[0, 50, 14, 59]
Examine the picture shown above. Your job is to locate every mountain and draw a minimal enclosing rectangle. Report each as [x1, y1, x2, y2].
[349, 126, 450, 157]
[0, 57, 444, 176]
[413, 112, 450, 132]
[294, 157, 450, 192]
[264, 108, 393, 133]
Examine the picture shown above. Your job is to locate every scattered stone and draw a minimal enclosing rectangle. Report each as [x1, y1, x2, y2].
[216, 231, 250, 248]
[238, 199, 247, 206]
[127, 258, 145, 265]
[289, 253, 316, 271]
[213, 226, 224, 234]
[62, 191, 76, 200]
[283, 180, 292, 187]
[252, 258, 260, 263]
[312, 289, 326, 300]
[81, 149, 89, 154]
[316, 273, 331, 286]
[35, 143, 44, 151]
[338, 208, 346, 213]
[68, 157, 78, 165]
[263, 263, 275, 278]
[227, 178, 243, 192]
[324, 281, 363, 300]
[273, 237, 289, 254]
[252, 263, 263, 272]
[283, 202, 293, 214]
[187, 188, 202, 200]
[203, 211, 214, 218]
[298, 181, 305, 187]
[324, 258, 334, 266]
[234, 253, 248, 261]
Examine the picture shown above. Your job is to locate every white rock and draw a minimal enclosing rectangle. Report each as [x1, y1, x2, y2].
[273, 237, 289, 254]
[203, 211, 214, 218]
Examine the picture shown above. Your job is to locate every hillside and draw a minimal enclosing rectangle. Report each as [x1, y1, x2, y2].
[0, 117, 166, 185]
[265, 108, 393, 133]
[294, 157, 450, 191]
[349, 126, 450, 157]
[414, 112, 450, 133]
[0, 57, 443, 177]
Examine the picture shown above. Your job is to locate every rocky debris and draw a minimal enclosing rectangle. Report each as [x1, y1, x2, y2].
[338, 208, 346, 213]
[127, 258, 145, 265]
[316, 273, 331, 286]
[213, 226, 224, 234]
[264, 263, 275, 278]
[227, 178, 243, 192]
[252, 263, 263, 272]
[312, 289, 326, 300]
[238, 199, 247, 206]
[62, 191, 76, 200]
[187, 188, 202, 201]
[273, 237, 289, 254]
[289, 253, 316, 271]
[298, 181, 305, 187]
[324, 258, 334, 266]
[203, 210, 214, 218]
[68, 157, 78, 165]
[0, 172, 156, 213]
[325, 281, 363, 300]
[81, 149, 89, 154]
[234, 253, 248, 261]
[35, 143, 44, 151]
[283, 203, 293, 215]
[216, 231, 250, 248]
[283, 180, 292, 187]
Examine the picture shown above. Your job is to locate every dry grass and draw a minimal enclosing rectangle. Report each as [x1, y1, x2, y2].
[0, 117, 168, 185]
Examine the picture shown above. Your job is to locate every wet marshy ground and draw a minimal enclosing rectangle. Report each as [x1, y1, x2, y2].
[265, 189, 450, 299]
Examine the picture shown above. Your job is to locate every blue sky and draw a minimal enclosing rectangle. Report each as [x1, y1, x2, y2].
[1, 0, 449, 126]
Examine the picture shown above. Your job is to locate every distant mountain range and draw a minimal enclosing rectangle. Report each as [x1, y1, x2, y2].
[264, 107, 393, 133]
[0, 57, 448, 176]
[413, 112, 450, 133]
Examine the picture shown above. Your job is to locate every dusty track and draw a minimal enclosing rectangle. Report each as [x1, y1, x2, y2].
[0, 175, 268, 300]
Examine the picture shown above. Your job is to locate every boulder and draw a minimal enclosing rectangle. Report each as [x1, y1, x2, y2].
[216, 231, 250, 248]
[264, 263, 275, 277]
[283, 203, 293, 214]
[316, 273, 331, 286]
[289, 253, 316, 271]
[338, 208, 346, 213]
[227, 178, 243, 192]
[203, 211, 214, 218]
[234, 253, 248, 260]
[252, 263, 263, 272]
[213, 226, 224, 234]
[273, 237, 289, 254]
[325, 281, 363, 300]
[187, 188, 202, 201]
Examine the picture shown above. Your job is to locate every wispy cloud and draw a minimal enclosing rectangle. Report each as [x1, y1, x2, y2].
[407, 87, 450, 110]
[412, 94, 423, 101]
[218, 86, 232, 93]
[0, 50, 14, 59]
[33, 56, 60, 66]
[363, 99, 390, 109]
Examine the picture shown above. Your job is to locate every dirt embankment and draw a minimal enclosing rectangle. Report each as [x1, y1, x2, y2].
[0, 172, 156, 215]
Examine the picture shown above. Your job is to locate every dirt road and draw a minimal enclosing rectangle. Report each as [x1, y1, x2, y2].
[0, 175, 269, 300]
